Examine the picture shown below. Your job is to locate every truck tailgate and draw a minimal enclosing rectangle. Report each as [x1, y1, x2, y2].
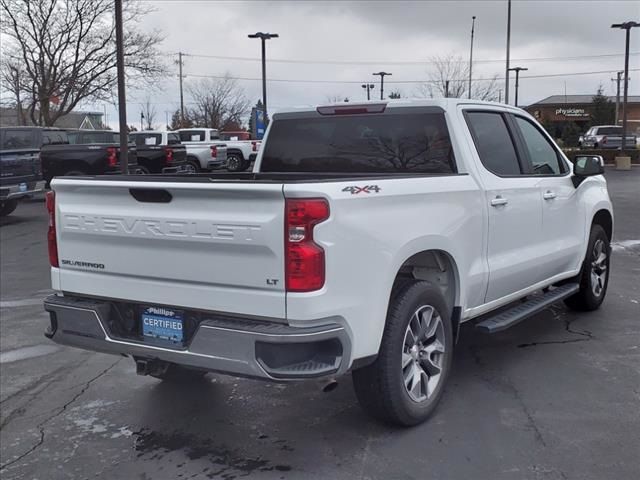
[52, 178, 286, 319]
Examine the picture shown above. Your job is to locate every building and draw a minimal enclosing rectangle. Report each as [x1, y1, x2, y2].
[525, 95, 640, 137]
[0, 107, 104, 129]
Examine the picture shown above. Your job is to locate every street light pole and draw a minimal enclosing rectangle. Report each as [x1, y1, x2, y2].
[248, 32, 279, 120]
[611, 21, 639, 151]
[373, 72, 392, 100]
[114, 0, 128, 174]
[468, 16, 476, 99]
[508, 67, 528, 107]
[504, 0, 512, 104]
[361, 83, 375, 100]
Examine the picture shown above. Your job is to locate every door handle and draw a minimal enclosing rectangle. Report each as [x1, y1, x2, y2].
[543, 190, 557, 200]
[490, 195, 508, 207]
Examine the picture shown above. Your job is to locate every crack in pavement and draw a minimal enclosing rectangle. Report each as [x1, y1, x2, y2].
[0, 358, 122, 472]
[517, 309, 594, 349]
[468, 345, 547, 448]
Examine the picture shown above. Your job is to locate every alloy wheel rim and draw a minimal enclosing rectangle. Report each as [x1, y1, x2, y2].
[590, 239, 608, 297]
[228, 156, 240, 170]
[401, 305, 445, 403]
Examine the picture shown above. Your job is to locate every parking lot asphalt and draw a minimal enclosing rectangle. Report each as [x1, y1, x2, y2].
[1, 169, 639, 480]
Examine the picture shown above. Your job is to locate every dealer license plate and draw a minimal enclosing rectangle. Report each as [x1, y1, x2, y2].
[141, 306, 184, 345]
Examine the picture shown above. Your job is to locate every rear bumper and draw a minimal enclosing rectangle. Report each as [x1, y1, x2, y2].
[0, 180, 46, 200]
[44, 295, 351, 380]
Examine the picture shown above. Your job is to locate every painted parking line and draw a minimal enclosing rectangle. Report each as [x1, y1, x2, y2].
[0, 344, 60, 364]
[0, 298, 46, 308]
[612, 240, 640, 252]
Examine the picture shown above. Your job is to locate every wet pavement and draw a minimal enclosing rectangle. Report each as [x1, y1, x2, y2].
[1, 169, 639, 480]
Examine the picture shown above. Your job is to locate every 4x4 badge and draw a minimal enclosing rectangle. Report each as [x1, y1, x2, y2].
[342, 185, 381, 195]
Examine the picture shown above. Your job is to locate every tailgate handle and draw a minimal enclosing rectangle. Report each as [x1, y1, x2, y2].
[129, 188, 172, 203]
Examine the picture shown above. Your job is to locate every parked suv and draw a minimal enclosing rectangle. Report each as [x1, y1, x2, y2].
[44, 100, 613, 426]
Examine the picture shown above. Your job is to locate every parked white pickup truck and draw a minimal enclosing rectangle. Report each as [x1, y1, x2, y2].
[175, 128, 228, 171]
[44, 99, 613, 426]
[178, 128, 258, 172]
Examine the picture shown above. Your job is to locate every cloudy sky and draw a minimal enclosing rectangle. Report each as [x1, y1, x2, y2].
[98, 0, 639, 128]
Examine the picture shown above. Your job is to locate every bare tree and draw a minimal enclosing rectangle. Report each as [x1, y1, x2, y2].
[0, 0, 166, 126]
[417, 54, 500, 101]
[140, 96, 157, 130]
[0, 59, 29, 124]
[185, 75, 250, 130]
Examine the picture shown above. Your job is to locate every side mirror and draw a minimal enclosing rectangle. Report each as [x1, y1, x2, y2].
[572, 155, 604, 187]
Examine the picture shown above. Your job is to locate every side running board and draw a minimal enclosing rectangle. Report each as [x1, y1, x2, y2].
[475, 283, 580, 334]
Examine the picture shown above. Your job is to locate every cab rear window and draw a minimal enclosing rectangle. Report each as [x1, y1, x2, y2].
[261, 112, 457, 174]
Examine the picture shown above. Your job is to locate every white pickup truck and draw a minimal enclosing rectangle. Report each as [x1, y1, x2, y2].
[177, 128, 258, 172]
[44, 99, 613, 426]
[175, 128, 228, 172]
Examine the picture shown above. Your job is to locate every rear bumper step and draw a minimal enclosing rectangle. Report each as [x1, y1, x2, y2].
[44, 295, 351, 380]
[475, 283, 580, 333]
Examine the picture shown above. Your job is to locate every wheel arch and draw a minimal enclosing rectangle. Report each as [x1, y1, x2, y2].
[592, 208, 613, 241]
[390, 248, 462, 339]
[226, 148, 245, 160]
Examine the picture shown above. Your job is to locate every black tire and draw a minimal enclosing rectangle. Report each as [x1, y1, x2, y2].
[136, 165, 151, 174]
[564, 224, 610, 311]
[0, 199, 19, 217]
[63, 169, 88, 177]
[186, 157, 201, 173]
[226, 153, 246, 172]
[352, 281, 454, 426]
[149, 363, 208, 382]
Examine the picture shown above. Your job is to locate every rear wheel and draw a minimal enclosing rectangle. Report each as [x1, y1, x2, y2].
[564, 224, 610, 311]
[63, 169, 88, 177]
[352, 281, 454, 426]
[226, 153, 246, 172]
[136, 165, 151, 174]
[186, 157, 201, 173]
[0, 199, 18, 217]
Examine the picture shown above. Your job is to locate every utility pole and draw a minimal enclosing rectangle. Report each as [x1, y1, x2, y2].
[611, 21, 639, 151]
[140, 111, 144, 131]
[177, 52, 185, 127]
[114, 0, 128, 174]
[361, 83, 375, 100]
[445, 80, 450, 98]
[468, 16, 476, 99]
[248, 32, 279, 120]
[508, 66, 528, 107]
[504, 0, 512, 104]
[611, 71, 623, 125]
[373, 72, 392, 100]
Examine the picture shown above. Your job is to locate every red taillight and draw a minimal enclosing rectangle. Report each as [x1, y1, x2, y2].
[602, 136, 607, 145]
[46, 191, 58, 267]
[210, 145, 218, 158]
[251, 141, 258, 152]
[164, 147, 174, 164]
[285, 198, 329, 292]
[107, 147, 117, 167]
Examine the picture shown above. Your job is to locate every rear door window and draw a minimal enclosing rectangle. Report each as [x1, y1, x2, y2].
[131, 133, 162, 146]
[465, 111, 522, 176]
[597, 127, 622, 135]
[179, 130, 205, 142]
[261, 111, 457, 173]
[42, 130, 68, 145]
[1, 129, 35, 149]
